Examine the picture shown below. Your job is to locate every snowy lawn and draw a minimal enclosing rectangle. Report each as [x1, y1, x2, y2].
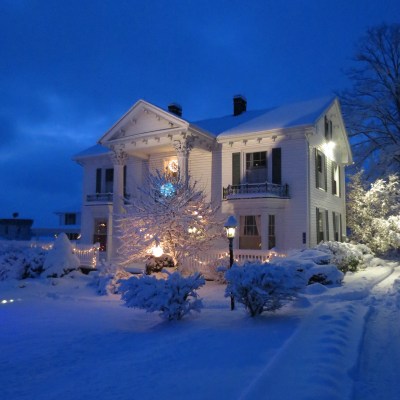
[1, 260, 400, 400]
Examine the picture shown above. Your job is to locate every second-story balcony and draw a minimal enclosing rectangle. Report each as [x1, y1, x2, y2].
[86, 193, 113, 202]
[223, 181, 289, 200]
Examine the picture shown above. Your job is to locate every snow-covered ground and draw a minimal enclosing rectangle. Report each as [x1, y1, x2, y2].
[1, 260, 400, 400]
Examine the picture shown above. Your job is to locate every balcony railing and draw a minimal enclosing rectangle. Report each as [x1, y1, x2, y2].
[223, 182, 289, 199]
[86, 193, 113, 202]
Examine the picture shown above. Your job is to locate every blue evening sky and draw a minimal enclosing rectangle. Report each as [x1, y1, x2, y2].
[1, 0, 399, 227]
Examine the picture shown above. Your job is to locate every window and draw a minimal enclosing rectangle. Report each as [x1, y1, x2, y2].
[96, 169, 102, 193]
[316, 208, 329, 243]
[315, 149, 327, 190]
[96, 168, 114, 193]
[332, 162, 340, 196]
[244, 215, 258, 236]
[268, 215, 276, 249]
[246, 152, 267, 183]
[239, 215, 261, 249]
[105, 168, 114, 193]
[332, 212, 342, 242]
[93, 219, 108, 252]
[64, 213, 76, 225]
[324, 116, 333, 141]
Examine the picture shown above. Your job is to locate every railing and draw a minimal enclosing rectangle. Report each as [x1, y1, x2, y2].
[182, 249, 280, 275]
[0, 240, 100, 268]
[223, 182, 289, 199]
[86, 193, 113, 202]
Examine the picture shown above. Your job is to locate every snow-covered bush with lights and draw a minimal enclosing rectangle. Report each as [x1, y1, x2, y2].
[92, 261, 132, 295]
[314, 241, 373, 273]
[43, 233, 80, 278]
[119, 271, 205, 320]
[348, 172, 400, 254]
[0, 244, 46, 280]
[225, 261, 307, 317]
[145, 254, 175, 275]
[116, 170, 222, 269]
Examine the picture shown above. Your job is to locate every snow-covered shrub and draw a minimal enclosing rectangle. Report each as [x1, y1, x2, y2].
[314, 241, 371, 273]
[306, 265, 344, 285]
[119, 271, 205, 320]
[145, 254, 175, 275]
[92, 261, 132, 295]
[0, 245, 46, 280]
[201, 257, 230, 283]
[225, 262, 307, 317]
[43, 233, 80, 278]
[269, 249, 344, 286]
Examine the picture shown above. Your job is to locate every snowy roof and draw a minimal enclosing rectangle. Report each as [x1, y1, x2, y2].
[192, 96, 335, 138]
[73, 144, 110, 159]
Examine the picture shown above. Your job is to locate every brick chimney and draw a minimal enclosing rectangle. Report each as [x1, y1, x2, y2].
[168, 103, 182, 117]
[233, 95, 247, 116]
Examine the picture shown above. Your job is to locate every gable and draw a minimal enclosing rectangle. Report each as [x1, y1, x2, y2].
[310, 99, 353, 165]
[99, 100, 189, 146]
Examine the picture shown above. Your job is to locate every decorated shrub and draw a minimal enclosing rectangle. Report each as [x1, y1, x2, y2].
[145, 254, 175, 275]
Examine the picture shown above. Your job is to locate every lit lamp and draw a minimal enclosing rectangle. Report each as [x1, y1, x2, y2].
[151, 241, 164, 258]
[224, 215, 237, 311]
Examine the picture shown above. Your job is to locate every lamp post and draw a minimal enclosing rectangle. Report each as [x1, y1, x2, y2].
[224, 215, 237, 311]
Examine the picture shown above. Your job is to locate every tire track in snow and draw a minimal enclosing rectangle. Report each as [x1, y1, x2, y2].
[353, 263, 400, 400]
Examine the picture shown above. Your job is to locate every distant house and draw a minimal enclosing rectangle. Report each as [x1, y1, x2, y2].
[32, 210, 81, 241]
[0, 218, 33, 240]
[74, 95, 352, 262]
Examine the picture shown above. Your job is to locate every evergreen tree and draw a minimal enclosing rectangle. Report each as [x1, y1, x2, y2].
[347, 171, 400, 254]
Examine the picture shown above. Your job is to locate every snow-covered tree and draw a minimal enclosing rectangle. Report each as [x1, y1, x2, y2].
[119, 271, 205, 320]
[43, 233, 80, 277]
[115, 170, 222, 269]
[340, 23, 400, 177]
[347, 171, 400, 254]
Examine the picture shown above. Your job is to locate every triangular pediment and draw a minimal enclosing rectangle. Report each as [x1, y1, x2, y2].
[99, 100, 189, 145]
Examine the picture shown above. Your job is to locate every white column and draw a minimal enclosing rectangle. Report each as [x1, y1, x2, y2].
[110, 148, 127, 264]
[173, 137, 193, 183]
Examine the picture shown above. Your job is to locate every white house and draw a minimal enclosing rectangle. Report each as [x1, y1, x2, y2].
[74, 95, 352, 262]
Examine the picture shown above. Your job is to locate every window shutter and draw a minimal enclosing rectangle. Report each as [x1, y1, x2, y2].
[316, 207, 320, 243]
[324, 154, 327, 191]
[325, 210, 329, 241]
[272, 148, 282, 184]
[232, 153, 241, 185]
[337, 165, 341, 197]
[331, 162, 336, 195]
[314, 149, 319, 189]
[96, 168, 102, 193]
[123, 165, 127, 197]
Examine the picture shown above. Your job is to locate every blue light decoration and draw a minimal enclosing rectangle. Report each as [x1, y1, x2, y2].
[160, 182, 176, 197]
